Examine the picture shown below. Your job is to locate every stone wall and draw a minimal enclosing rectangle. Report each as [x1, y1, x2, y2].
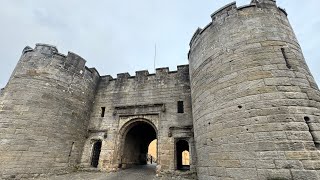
[0, 44, 99, 179]
[80, 65, 196, 176]
[189, 0, 320, 179]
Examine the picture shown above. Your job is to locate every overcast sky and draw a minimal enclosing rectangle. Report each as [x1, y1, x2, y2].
[0, 0, 319, 88]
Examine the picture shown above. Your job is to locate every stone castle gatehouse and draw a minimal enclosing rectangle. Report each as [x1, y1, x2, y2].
[1, 0, 320, 179]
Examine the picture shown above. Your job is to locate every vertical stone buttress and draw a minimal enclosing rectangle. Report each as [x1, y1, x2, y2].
[189, 1, 320, 179]
[0, 44, 99, 179]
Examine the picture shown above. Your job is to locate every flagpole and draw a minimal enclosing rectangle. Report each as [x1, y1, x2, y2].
[154, 44, 157, 72]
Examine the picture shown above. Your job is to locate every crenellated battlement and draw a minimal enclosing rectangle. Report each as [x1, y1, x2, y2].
[250, 0, 276, 6]
[85, 67, 100, 80]
[210, 2, 237, 23]
[21, 44, 189, 86]
[34, 43, 58, 54]
[100, 65, 189, 83]
[22, 43, 100, 82]
[117, 72, 131, 80]
[189, 0, 286, 48]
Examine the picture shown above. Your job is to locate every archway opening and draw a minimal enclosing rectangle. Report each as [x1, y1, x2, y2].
[176, 140, 190, 171]
[91, 140, 102, 168]
[121, 121, 157, 169]
[148, 139, 157, 164]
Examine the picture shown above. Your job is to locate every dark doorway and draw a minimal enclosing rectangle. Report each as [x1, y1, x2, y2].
[91, 140, 102, 168]
[121, 121, 157, 169]
[176, 140, 190, 170]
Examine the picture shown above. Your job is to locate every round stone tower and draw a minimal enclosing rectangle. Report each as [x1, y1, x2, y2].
[0, 44, 99, 179]
[189, 1, 320, 180]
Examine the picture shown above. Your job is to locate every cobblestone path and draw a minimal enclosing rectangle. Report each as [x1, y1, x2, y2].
[34, 165, 171, 180]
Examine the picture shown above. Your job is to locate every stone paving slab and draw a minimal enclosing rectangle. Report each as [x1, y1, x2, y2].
[30, 165, 191, 180]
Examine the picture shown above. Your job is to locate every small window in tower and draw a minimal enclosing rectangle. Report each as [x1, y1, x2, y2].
[177, 101, 184, 113]
[101, 107, 106, 117]
[69, 142, 75, 157]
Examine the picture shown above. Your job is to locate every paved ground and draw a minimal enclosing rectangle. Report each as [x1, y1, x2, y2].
[34, 165, 189, 180]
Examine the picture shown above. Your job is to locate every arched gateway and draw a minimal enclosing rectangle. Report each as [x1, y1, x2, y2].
[117, 118, 157, 169]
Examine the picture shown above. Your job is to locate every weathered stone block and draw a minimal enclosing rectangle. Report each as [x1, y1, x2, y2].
[291, 170, 319, 180]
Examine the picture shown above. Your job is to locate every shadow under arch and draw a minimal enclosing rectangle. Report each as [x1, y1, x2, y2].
[117, 118, 158, 169]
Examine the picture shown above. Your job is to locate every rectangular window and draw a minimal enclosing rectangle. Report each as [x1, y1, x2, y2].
[177, 101, 184, 113]
[101, 107, 106, 117]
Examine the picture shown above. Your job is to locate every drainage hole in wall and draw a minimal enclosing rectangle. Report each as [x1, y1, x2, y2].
[304, 116, 310, 123]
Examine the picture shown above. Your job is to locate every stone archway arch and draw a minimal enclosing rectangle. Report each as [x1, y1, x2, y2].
[116, 117, 158, 169]
[118, 118, 158, 138]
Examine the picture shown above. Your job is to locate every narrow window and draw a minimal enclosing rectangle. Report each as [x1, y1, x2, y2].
[177, 101, 184, 113]
[304, 116, 320, 149]
[101, 107, 106, 117]
[69, 142, 75, 157]
[281, 48, 291, 69]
